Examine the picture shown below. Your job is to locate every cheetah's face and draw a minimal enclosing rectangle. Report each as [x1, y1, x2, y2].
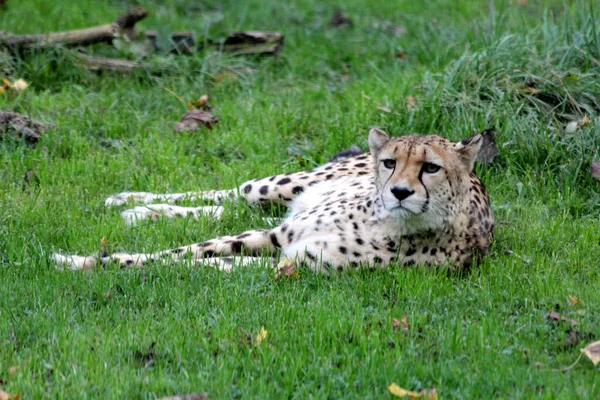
[368, 128, 482, 223]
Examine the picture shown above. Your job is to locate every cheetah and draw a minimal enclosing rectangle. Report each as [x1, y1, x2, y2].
[53, 128, 494, 273]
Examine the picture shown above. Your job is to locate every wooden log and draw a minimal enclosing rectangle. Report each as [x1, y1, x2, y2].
[74, 54, 144, 73]
[0, 6, 148, 50]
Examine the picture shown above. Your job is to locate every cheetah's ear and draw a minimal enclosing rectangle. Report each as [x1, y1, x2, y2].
[368, 128, 390, 152]
[454, 134, 483, 171]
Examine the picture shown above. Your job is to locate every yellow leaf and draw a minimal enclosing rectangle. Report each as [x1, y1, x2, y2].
[568, 295, 580, 306]
[388, 383, 438, 399]
[580, 115, 592, 127]
[581, 340, 600, 366]
[11, 78, 28, 92]
[255, 326, 268, 345]
[274, 257, 299, 280]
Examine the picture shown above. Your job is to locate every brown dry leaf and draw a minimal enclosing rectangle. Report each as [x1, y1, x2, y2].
[519, 86, 540, 95]
[401, 315, 410, 332]
[388, 383, 438, 399]
[174, 110, 219, 133]
[547, 311, 578, 327]
[591, 161, 600, 181]
[581, 340, 600, 366]
[274, 257, 299, 280]
[0, 390, 18, 400]
[568, 295, 581, 306]
[255, 326, 268, 345]
[330, 10, 353, 27]
[214, 71, 239, 83]
[188, 94, 211, 110]
[396, 51, 405, 59]
[406, 96, 417, 110]
[579, 115, 592, 127]
[392, 317, 400, 331]
[159, 394, 209, 400]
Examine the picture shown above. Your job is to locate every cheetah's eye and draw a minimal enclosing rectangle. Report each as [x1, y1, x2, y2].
[421, 162, 441, 174]
[382, 159, 396, 169]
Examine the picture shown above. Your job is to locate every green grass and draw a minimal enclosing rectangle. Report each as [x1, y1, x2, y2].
[1, 0, 600, 398]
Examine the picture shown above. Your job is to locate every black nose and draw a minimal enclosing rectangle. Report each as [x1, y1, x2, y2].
[390, 187, 414, 202]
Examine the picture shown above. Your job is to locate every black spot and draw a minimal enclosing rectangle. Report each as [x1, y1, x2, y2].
[352, 252, 361, 257]
[354, 162, 367, 168]
[270, 233, 281, 248]
[292, 186, 304, 194]
[422, 246, 429, 254]
[349, 261, 359, 268]
[203, 250, 216, 257]
[259, 185, 269, 195]
[306, 252, 317, 261]
[171, 248, 185, 254]
[126, 260, 133, 265]
[353, 222, 359, 230]
[403, 260, 416, 267]
[243, 184, 252, 193]
[337, 266, 344, 271]
[269, 176, 276, 182]
[316, 219, 322, 225]
[281, 225, 288, 233]
[277, 177, 292, 185]
[330, 211, 337, 216]
[430, 248, 437, 256]
[406, 248, 416, 256]
[197, 241, 212, 247]
[373, 256, 383, 264]
[358, 171, 368, 176]
[326, 174, 335, 179]
[230, 241, 243, 253]
[366, 200, 372, 208]
[288, 231, 294, 242]
[237, 233, 251, 239]
[356, 238, 364, 245]
[339, 246, 347, 254]
[348, 214, 353, 220]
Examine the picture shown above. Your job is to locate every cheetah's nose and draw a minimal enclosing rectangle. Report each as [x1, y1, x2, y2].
[390, 186, 414, 202]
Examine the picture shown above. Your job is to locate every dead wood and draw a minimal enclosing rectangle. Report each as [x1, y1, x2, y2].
[0, 6, 148, 51]
[74, 54, 144, 73]
[0, 111, 55, 145]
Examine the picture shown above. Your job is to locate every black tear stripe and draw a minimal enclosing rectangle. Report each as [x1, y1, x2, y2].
[417, 166, 430, 213]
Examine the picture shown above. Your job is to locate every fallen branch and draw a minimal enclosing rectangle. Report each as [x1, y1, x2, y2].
[75, 54, 144, 73]
[0, 6, 148, 51]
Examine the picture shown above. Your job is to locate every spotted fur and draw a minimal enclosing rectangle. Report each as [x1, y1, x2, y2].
[55, 129, 494, 272]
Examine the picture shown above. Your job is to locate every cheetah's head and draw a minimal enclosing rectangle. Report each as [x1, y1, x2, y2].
[368, 128, 482, 229]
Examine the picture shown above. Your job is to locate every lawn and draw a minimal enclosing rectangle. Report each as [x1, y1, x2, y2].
[1, 0, 600, 398]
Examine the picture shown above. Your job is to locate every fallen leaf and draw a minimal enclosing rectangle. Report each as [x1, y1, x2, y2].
[174, 110, 219, 133]
[579, 115, 592, 127]
[388, 383, 438, 399]
[519, 86, 540, 95]
[158, 394, 209, 400]
[401, 315, 410, 332]
[547, 311, 578, 327]
[255, 326, 268, 345]
[330, 10, 353, 27]
[581, 340, 600, 366]
[377, 104, 391, 113]
[8, 365, 18, 377]
[396, 51, 405, 59]
[188, 94, 211, 110]
[11, 79, 28, 92]
[565, 121, 578, 134]
[564, 329, 596, 349]
[274, 257, 299, 280]
[568, 295, 580, 306]
[406, 96, 417, 110]
[0, 389, 18, 400]
[392, 317, 400, 331]
[591, 161, 600, 181]
[214, 71, 239, 83]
